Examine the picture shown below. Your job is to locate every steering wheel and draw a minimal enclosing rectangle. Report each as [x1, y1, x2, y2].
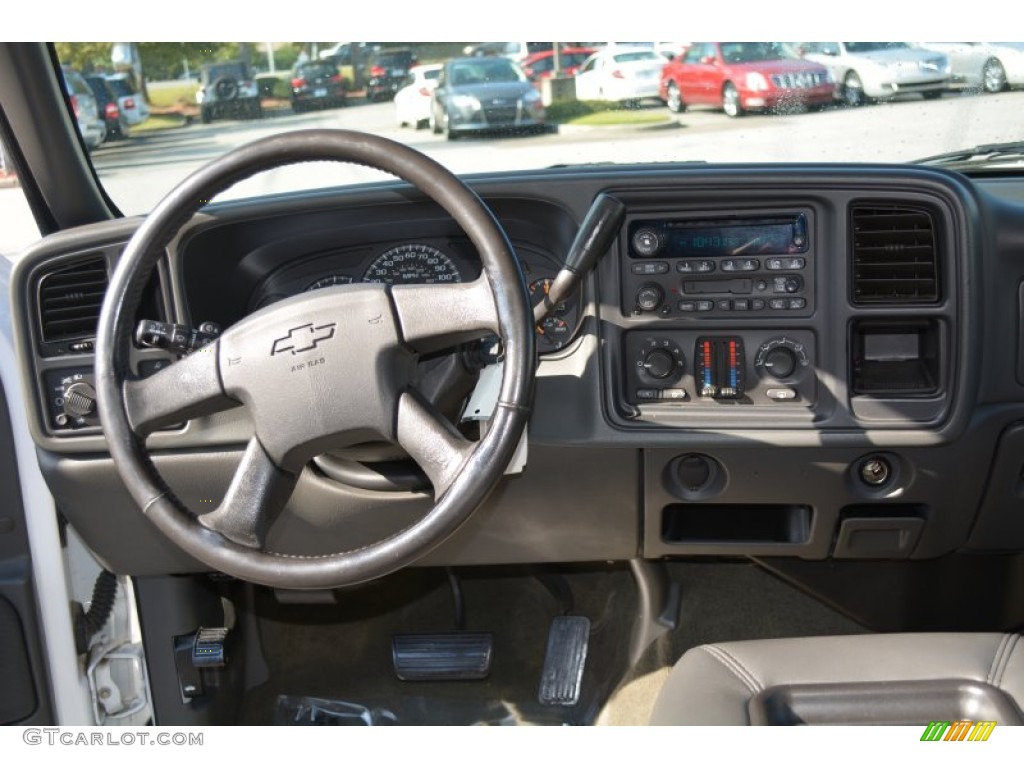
[94, 130, 535, 590]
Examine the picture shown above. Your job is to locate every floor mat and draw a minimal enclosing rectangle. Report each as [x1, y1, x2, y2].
[237, 564, 636, 725]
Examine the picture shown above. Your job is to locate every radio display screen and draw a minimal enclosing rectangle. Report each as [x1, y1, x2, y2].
[630, 216, 808, 258]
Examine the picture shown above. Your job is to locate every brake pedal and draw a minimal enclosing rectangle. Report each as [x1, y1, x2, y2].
[392, 633, 493, 681]
[538, 615, 590, 706]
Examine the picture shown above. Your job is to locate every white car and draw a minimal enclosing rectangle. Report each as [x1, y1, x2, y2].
[394, 64, 442, 128]
[800, 42, 951, 106]
[104, 73, 150, 126]
[574, 46, 664, 103]
[985, 43, 1024, 89]
[917, 42, 1024, 93]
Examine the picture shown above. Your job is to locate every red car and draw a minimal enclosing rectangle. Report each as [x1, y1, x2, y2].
[659, 42, 834, 117]
[520, 47, 596, 82]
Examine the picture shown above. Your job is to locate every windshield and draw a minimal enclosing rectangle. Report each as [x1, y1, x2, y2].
[203, 62, 247, 81]
[30, 39, 1024, 224]
[450, 58, 526, 84]
[720, 42, 795, 62]
[843, 42, 910, 53]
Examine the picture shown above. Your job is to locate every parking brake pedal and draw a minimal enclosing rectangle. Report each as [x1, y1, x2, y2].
[392, 633, 493, 681]
[538, 616, 590, 706]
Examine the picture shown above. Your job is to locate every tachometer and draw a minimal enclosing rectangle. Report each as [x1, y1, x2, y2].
[362, 244, 462, 285]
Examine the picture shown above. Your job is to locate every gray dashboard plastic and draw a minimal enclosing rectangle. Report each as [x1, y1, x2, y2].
[10, 165, 1024, 573]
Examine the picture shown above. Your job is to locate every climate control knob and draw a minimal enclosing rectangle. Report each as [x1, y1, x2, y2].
[643, 349, 677, 379]
[762, 347, 797, 379]
[755, 337, 809, 381]
[635, 283, 665, 312]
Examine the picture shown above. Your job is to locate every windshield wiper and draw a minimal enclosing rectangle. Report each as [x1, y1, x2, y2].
[914, 141, 1024, 169]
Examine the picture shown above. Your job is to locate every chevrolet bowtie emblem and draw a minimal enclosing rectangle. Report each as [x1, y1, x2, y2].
[271, 322, 337, 356]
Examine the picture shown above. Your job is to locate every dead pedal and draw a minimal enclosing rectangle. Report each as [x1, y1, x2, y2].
[538, 615, 590, 706]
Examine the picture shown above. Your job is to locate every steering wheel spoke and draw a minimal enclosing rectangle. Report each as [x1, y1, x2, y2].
[198, 437, 298, 549]
[395, 390, 473, 498]
[124, 344, 238, 436]
[391, 277, 499, 353]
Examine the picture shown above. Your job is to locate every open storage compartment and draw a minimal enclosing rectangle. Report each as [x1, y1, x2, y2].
[851, 319, 941, 395]
[661, 504, 812, 545]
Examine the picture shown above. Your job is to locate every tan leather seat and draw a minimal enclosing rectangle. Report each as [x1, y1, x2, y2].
[651, 633, 1024, 725]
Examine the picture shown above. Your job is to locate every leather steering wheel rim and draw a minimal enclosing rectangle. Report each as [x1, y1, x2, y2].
[95, 129, 535, 590]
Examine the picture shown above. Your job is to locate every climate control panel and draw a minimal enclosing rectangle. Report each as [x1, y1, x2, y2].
[623, 330, 816, 408]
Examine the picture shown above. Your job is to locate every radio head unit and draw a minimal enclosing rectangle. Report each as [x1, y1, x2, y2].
[621, 211, 815, 319]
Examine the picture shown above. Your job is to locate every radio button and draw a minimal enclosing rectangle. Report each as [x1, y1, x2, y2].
[631, 261, 669, 275]
[676, 260, 717, 274]
[789, 298, 807, 310]
[717, 299, 732, 311]
[774, 275, 803, 293]
[678, 301, 697, 312]
[751, 299, 766, 310]
[769, 299, 789, 310]
[695, 300, 714, 312]
[733, 299, 750, 311]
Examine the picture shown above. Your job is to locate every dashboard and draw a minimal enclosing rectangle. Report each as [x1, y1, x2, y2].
[9, 164, 1024, 580]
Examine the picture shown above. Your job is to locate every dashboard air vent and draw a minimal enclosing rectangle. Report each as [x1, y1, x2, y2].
[851, 206, 939, 305]
[37, 256, 108, 342]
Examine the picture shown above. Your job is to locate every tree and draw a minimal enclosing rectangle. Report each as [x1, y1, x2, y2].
[54, 43, 113, 74]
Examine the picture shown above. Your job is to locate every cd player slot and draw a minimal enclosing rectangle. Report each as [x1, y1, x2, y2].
[683, 279, 753, 295]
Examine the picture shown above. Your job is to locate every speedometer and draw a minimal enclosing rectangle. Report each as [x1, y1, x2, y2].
[362, 244, 462, 285]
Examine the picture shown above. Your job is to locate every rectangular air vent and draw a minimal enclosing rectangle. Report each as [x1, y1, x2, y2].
[37, 256, 108, 343]
[851, 206, 939, 305]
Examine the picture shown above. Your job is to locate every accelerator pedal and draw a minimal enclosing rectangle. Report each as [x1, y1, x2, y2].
[392, 633, 493, 681]
[538, 616, 591, 706]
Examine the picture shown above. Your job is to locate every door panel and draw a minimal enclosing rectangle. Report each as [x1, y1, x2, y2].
[0, 375, 54, 724]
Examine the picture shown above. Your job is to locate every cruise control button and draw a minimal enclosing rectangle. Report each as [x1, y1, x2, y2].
[138, 358, 174, 376]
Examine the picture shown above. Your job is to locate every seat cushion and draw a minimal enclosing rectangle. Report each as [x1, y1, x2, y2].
[650, 632, 1024, 725]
